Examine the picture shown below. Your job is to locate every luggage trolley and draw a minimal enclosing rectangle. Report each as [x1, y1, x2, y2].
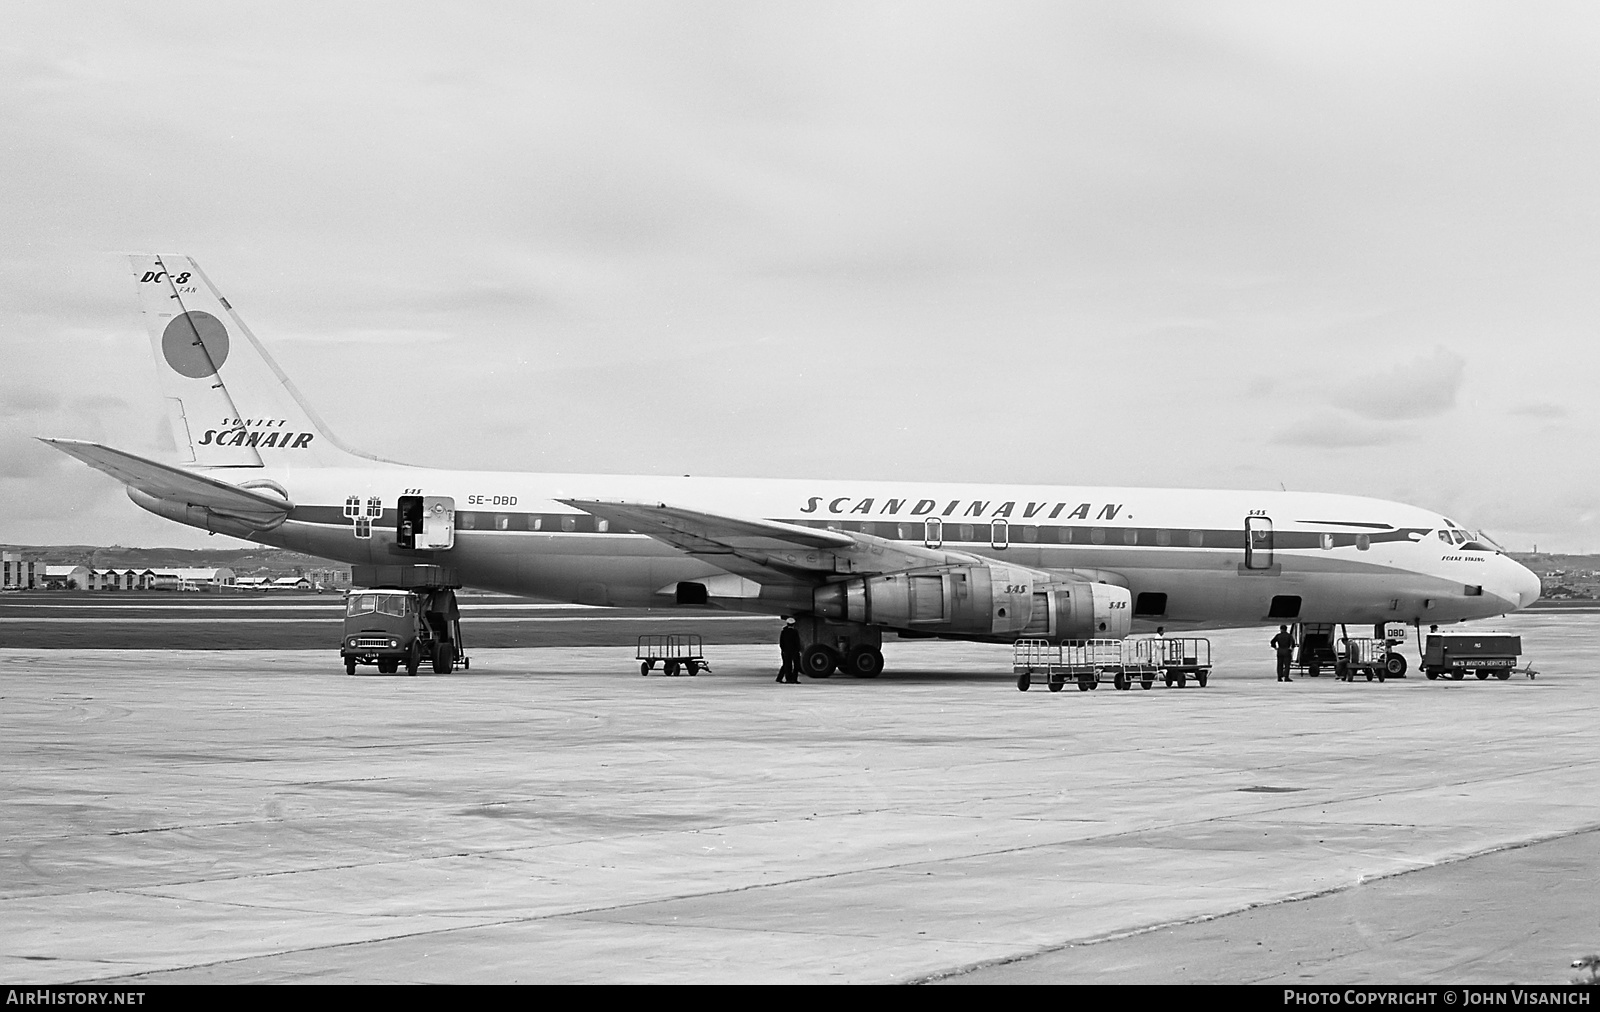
[637, 634, 709, 677]
[1014, 637, 1212, 692]
[1136, 637, 1212, 689]
[1336, 636, 1390, 682]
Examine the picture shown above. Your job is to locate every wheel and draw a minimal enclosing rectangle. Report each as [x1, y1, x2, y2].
[433, 641, 453, 674]
[1141, 676, 1153, 690]
[1384, 653, 1407, 678]
[1475, 670, 1490, 680]
[1451, 671, 1465, 681]
[1495, 669, 1512, 680]
[1196, 671, 1208, 688]
[1163, 671, 1174, 687]
[1425, 668, 1438, 680]
[1017, 672, 1031, 692]
[1088, 677, 1099, 690]
[1308, 664, 1320, 678]
[1114, 670, 1130, 691]
[405, 642, 421, 676]
[1176, 671, 1187, 688]
[844, 646, 884, 678]
[344, 657, 356, 676]
[801, 645, 837, 678]
[664, 660, 680, 677]
[1364, 670, 1373, 682]
[641, 661, 651, 676]
[378, 658, 398, 674]
[686, 660, 700, 676]
[1076, 679, 1091, 692]
[1047, 678, 1063, 693]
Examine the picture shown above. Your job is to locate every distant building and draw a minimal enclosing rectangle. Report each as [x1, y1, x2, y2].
[269, 576, 312, 591]
[3, 552, 39, 590]
[42, 565, 94, 590]
[148, 568, 236, 591]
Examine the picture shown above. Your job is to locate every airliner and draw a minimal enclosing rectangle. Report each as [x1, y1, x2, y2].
[42, 256, 1541, 678]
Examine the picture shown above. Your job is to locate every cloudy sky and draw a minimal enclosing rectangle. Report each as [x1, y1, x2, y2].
[3, 1, 1597, 551]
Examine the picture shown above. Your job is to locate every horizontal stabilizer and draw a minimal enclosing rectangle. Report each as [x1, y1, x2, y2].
[39, 438, 294, 524]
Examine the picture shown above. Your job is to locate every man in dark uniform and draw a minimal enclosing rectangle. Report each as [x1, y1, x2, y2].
[777, 618, 801, 684]
[1271, 624, 1296, 681]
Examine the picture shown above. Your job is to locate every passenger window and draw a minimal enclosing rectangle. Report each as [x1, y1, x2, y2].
[1188, 530, 1203, 548]
[495, 514, 510, 531]
[531, 517, 542, 531]
[1123, 529, 1138, 546]
[1156, 529, 1170, 547]
[1022, 525, 1038, 543]
[1091, 528, 1106, 545]
[1321, 534, 1334, 550]
[561, 516, 577, 532]
[958, 524, 974, 541]
[1356, 534, 1371, 551]
[597, 519, 609, 533]
[458, 512, 477, 530]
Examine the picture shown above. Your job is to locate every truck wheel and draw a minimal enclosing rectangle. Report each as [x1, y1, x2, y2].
[344, 657, 356, 676]
[1476, 670, 1490, 680]
[1450, 671, 1465, 680]
[378, 658, 398, 674]
[1495, 669, 1512, 680]
[405, 642, 421, 676]
[433, 641, 452, 674]
[1425, 668, 1438, 680]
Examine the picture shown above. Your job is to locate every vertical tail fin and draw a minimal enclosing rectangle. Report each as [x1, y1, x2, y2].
[130, 255, 377, 469]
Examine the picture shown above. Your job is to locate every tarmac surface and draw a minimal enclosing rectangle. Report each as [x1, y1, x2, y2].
[2, 610, 1596, 984]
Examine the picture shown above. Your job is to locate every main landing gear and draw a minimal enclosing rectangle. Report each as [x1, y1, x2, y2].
[798, 639, 885, 679]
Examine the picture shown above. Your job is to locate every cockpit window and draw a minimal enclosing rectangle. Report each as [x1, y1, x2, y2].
[1473, 530, 1507, 552]
[1437, 530, 1451, 544]
[1452, 530, 1467, 545]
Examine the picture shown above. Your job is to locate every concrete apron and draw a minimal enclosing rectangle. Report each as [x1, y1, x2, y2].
[0, 612, 1593, 983]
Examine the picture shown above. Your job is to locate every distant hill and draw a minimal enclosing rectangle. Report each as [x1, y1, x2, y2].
[1, 544, 348, 578]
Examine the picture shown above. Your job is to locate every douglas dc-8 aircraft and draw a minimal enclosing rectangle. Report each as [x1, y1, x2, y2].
[43, 256, 1540, 677]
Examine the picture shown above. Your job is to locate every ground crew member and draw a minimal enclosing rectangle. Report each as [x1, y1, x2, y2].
[777, 618, 801, 684]
[1271, 625, 1295, 681]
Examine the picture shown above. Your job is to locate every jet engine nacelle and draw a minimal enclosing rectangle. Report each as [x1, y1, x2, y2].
[812, 563, 1040, 637]
[1032, 580, 1133, 640]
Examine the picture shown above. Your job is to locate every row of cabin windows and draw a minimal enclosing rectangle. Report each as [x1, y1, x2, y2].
[448, 514, 1375, 551]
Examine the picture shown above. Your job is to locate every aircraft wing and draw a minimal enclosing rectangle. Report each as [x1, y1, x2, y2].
[40, 438, 294, 524]
[560, 498, 972, 584]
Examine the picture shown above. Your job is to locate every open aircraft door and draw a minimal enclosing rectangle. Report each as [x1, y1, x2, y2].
[397, 495, 456, 550]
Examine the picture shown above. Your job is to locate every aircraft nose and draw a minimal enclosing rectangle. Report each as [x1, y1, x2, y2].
[1496, 557, 1542, 611]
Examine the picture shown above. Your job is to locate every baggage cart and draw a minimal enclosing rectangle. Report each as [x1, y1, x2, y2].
[1013, 637, 1211, 692]
[637, 633, 709, 676]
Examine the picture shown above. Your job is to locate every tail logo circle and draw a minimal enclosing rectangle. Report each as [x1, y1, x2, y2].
[162, 311, 230, 378]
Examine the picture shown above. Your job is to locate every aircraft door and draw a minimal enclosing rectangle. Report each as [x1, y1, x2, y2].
[398, 495, 455, 550]
[1245, 516, 1274, 570]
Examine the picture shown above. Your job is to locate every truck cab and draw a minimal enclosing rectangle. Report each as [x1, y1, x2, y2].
[341, 587, 464, 675]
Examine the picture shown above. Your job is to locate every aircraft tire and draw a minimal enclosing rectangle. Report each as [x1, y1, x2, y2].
[844, 646, 884, 678]
[344, 657, 356, 676]
[801, 645, 837, 679]
[1384, 653, 1407, 678]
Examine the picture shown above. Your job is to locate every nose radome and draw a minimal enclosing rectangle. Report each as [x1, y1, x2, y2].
[1502, 558, 1542, 610]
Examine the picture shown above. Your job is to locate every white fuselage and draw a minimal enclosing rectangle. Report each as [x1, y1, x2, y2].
[168, 463, 1540, 635]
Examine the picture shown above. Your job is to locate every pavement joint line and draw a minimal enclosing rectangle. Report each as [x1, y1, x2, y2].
[906, 821, 1600, 985]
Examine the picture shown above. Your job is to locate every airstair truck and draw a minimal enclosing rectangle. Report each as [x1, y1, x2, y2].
[341, 565, 467, 676]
